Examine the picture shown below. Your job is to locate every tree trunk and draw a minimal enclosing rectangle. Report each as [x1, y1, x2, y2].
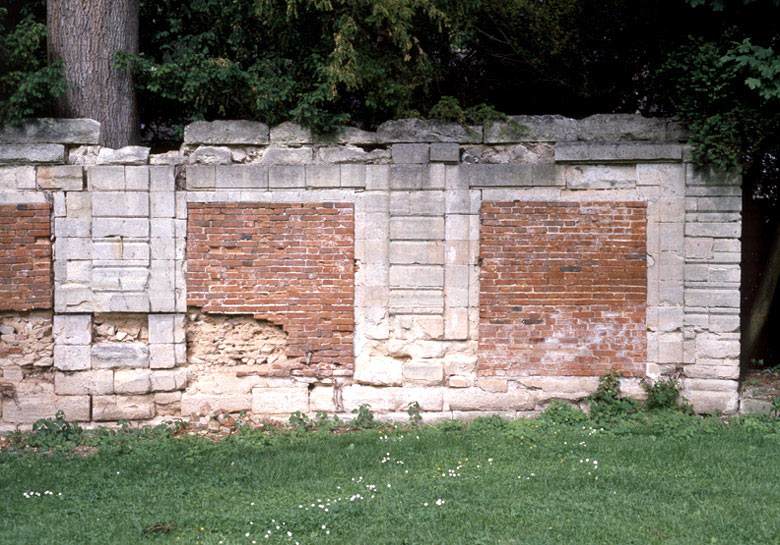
[744, 221, 780, 361]
[47, 0, 140, 148]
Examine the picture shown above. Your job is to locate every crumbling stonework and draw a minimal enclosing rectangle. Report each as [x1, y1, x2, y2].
[0, 115, 744, 427]
[0, 311, 54, 368]
[186, 311, 288, 369]
[93, 313, 148, 343]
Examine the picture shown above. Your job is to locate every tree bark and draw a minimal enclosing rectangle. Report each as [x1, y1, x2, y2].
[47, 0, 140, 148]
[744, 221, 780, 361]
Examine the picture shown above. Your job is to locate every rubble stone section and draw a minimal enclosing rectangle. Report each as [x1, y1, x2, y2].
[186, 202, 355, 376]
[479, 201, 647, 377]
[181, 311, 291, 417]
[0, 203, 52, 311]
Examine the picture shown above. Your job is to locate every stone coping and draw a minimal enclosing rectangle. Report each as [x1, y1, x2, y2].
[0, 114, 687, 148]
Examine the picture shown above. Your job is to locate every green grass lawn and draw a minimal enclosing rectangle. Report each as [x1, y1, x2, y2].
[2, 411, 780, 545]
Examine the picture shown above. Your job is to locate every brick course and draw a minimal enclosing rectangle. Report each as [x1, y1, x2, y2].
[479, 201, 646, 377]
[0, 203, 52, 311]
[186, 202, 355, 376]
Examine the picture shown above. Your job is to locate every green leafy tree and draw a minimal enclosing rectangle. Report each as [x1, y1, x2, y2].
[659, 0, 780, 361]
[0, 2, 65, 125]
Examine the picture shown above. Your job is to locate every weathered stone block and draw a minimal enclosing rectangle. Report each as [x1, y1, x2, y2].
[268, 165, 305, 188]
[36, 165, 83, 190]
[0, 395, 90, 424]
[96, 146, 150, 165]
[683, 388, 738, 414]
[214, 165, 268, 189]
[389, 265, 443, 288]
[149, 344, 176, 369]
[341, 385, 403, 412]
[92, 192, 149, 217]
[92, 218, 149, 239]
[114, 369, 152, 394]
[684, 289, 740, 309]
[555, 142, 682, 163]
[53, 314, 91, 345]
[389, 289, 444, 313]
[389, 165, 426, 189]
[484, 115, 576, 143]
[0, 144, 65, 164]
[65, 192, 91, 217]
[340, 164, 366, 188]
[92, 395, 154, 421]
[392, 144, 429, 164]
[305, 164, 340, 188]
[467, 164, 533, 187]
[181, 393, 252, 416]
[519, 376, 599, 400]
[389, 217, 444, 240]
[366, 165, 390, 190]
[54, 370, 113, 395]
[0, 166, 35, 189]
[740, 397, 773, 415]
[148, 314, 185, 344]
[309, 386, 335, 412]
[53, 345, 91, 371]
[445, 388, 537, 411]
[124, 166, 150, 190]
[354, 354, 404, 386]
[92, 342, 149, 369]
[150, 370, 187, 392]
[270, 122, 313, 144]
[389, 241, 444, 265]
[0, 118, 100, 145]
[251, 387, 309, 414]
[186, 165, 216, 189]
[318, 146, 390, 164]
[430, 143, 460, 163]
[190, 146, 232, 165]
[54, 217, 91, 237]
[149, 166, 175, 191]
[150, 192, 175, 218]
[565, 165, 636, 190]
[185, 120, 270, 145]
[444, 307, 468, 339]
[403, 361, 443, 385]
[377, 119, 482, 143]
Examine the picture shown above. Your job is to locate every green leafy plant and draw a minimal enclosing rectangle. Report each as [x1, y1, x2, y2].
[288, 411, 314, 432]
[350, 404, 376, 429]
[0, 3, 66, 125]
[407, 401, 422, 425]
[588, 370, 640, 421]
[771, 395, 780, 418]
[21, 411, 84, 449]
[641, 377, 693, 412]
[539, 401, 588, 424]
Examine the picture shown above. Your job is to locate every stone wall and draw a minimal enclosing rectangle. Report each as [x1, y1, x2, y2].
[0, 115, 742, 429]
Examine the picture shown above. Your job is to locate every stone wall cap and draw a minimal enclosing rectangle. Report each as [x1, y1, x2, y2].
[184, 120, 270, 145]
[554, 141, 683, 163]
[377, 118, 482, 143]
[487, 114, 674, 144]
[0, 118, 101, 145]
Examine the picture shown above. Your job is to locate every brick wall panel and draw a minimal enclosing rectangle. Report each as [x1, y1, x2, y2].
[187, 202, 355, 376]
[479, 201, 646, 377]
[0, 203, 52, 311]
